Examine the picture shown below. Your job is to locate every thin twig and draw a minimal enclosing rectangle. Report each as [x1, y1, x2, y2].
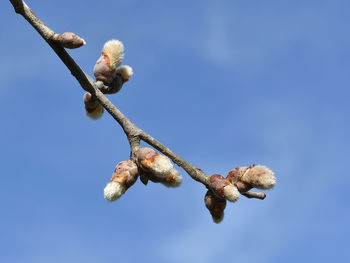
[241, 191, 266, 200]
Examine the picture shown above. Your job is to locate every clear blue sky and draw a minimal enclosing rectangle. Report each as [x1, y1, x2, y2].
[1, 0, 349, 262]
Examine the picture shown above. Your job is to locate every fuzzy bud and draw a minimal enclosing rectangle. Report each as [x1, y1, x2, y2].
[115, 65, 133, 83]
[208, 174, 240, 202]
[136, 147, 182, 187]
[104, 160, 139, 201]
[83, 92, 103, 120]
[227, 165, 276, 190]
[160, 168, 182, 187]
[99, 67, 131, 95]
[94, 39, 124, 84]
[226, 167, 252, 192]
[52, 32, 86, 49]
[223, 183, 240, 202]
[204, 190, 226, 223]
[108, 74, 124, 94]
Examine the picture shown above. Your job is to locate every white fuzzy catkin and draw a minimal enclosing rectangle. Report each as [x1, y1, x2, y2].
[170, 168, 182, 184]
[104, 182, 126, 201]
[223, 184, 240, 202]
[137, 147, 183, 186]
[102, 39, 124, 71]
[145, 154, 174, 178]
[205, 190, 226, 223]
[241, 165, 276, 189]
[85, 104, 104, 120]
[161, 168, 183, 187]
[116, 65, 133, 82]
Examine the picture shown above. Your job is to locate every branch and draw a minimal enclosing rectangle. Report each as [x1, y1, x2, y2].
[10, 0, 275, 222]
[241, 191, 266, 200]
[9, 0, 209, 186]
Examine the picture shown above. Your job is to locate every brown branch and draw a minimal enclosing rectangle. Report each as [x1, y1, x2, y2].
[139, 132, 209, 184]
[9, 0, 271, 205]
[9, 0, 210, 187]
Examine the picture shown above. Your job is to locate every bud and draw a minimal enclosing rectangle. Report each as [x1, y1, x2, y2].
[108, 74, 123, 94]
[99, 66, 132, 94]
[104, 182, 124, 202]
[241, 165, 275, 189]
[227, 165, 276, 190]
[139, 170, 149, 185]
[115, 65, 133, 83]
[136, 147, 182, 187]
[223, 183, 240, 202]
[83, 92, 103, 120]
[204, 190, 226, 223]
[104, 160, 139, 201]
[226, 167, 252, 192]
[160, 168, 182, 188]
[52, 32, 86, 49]
[93, 39, 124, 84]
[208, 174, 240, 202]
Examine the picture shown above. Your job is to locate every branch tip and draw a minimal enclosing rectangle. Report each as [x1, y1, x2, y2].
[241, 191, 266, 200]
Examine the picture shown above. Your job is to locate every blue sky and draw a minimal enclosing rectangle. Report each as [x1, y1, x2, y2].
[1, 0, 350, 262]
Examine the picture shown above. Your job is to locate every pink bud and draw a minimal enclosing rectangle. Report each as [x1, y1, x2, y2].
[93, 40, 124, 84]
[52, 32, 86, 49]
[208, 174, 240, 202]
[204, 190, 226, 223]
[107, 74, 123, 94]
[226, 167, 252, 192]
[93, 54, 114, 84]
[83, 92, 103, 120]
